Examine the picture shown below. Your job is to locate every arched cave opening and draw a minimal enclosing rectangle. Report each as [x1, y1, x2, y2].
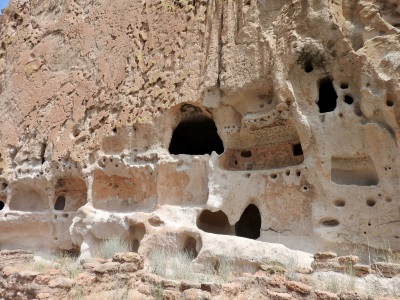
[235, 204, 261, 240]
[0, 201, 4, 211]
[183, 236, 198, 258]
[54, 196, 66, 211]
[317, 77, 338, 113]
[196, 210, 232, 235]
[169, 115, 224, 155]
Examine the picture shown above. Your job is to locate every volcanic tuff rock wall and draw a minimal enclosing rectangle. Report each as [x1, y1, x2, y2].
[0, 0, 399, 260]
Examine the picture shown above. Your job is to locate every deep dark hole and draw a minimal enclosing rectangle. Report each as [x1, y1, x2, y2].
[197, 210, 231, 235]
[235, 204, 261, 240]
[40, 143, 47, 165]
[340, 83, 349, 89]
[387, 100, 394, 107]
[0, 201, 4, 210]
[292, 143, 303, 156]
[240, 150, 252, 158]
[54, 196, 66, 211]
[169, 116, 224, 155]
[304, 60, 313, 73]
[366, 199, 376, 207]
[317, 77, 338, 113]
[344, 95, 354, 105]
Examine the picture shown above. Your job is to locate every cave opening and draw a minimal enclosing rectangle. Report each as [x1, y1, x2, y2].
[183, 236, 198, 258]
[0, 201, 4, 211]
[197, 210, 232, 235]
[169, 115, 224, 155]
[317, 77, 338, 113]
[235, 204, 261, 240]
[54, 196, 66, 211]
[292, 143, 303, 156]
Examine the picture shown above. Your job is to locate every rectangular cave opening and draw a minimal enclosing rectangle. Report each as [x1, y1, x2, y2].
[331, 156, 379, 186]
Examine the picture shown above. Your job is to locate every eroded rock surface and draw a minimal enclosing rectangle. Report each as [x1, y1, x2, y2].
[0, 0, 398, 273]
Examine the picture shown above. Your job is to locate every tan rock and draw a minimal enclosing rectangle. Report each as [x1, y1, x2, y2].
[315, 290, 340, 300]
[36, 292, 51, 300]
[83, 262, 120, 274]
[267, 275, 286, 288]
[112, 252, 144, 269]
[75, 272, 97, 286]
[35, 275, 51, 285]
[338, 256, 360, 266]
[48, 276, 75, 289]
[266, 289, 293, 300]
[285, 280, 312, 295]
[337, 291, 369, 300]
[371, 262, 400, 278]
[180, 288, 211, 300]
[353, 264, 372, 277]
[314, 252, 338, 261]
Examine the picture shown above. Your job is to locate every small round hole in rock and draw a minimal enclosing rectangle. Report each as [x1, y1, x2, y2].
[270, 174, 277, 179]
[322, 219, 339, 227]
[54, 196, 66, 211]
[334, 199, 345, 207]
[344, 95, 353, 105]
[72, 128, 81, 137]
[296, 170, 301, 177]
[62, 213, 69, 218]
[385, 198, 392, 203]
[304, 60, 313, 73]
[366, 199, 376, 207]
[340, 83, 349, 89]
[285, 170, 290, 176]
[386, 100, 394, 107]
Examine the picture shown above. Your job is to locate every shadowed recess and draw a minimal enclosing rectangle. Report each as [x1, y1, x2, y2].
[54, 196, 66, 211]
[235, 204, 261, 240]
[317, 77, 337, 113]
[197, 210, 232, 235]
[169, 115, 224, 155]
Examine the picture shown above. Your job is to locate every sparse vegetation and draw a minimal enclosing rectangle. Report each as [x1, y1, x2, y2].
[284, 255, 299, 281]
[148, 247, 234, 283]
[151, 283, 164, 300]
[55, 252, 83, 279]
[97, 237, 131, 259]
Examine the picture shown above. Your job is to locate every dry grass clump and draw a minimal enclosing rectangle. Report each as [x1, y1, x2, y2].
[148, 247, 234, 283]
[97, 237, 131, 259]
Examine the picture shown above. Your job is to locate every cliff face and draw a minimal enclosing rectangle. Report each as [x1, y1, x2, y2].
[0, 0, 399, 260]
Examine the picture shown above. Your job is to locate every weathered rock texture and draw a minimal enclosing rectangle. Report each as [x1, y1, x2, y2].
[0, 0, 399, 263]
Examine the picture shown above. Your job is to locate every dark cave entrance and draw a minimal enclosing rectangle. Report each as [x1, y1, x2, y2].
[235, 204, 261, 240]
[196, 210, 232, 235]
[54, 196, 66, 211]
[0, 201, 4, 211]
[317, 77, 338, 113]
[169, 115, 224, 155]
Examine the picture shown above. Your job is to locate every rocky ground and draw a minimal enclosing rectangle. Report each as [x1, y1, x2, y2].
[0, 250, 399, 300]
